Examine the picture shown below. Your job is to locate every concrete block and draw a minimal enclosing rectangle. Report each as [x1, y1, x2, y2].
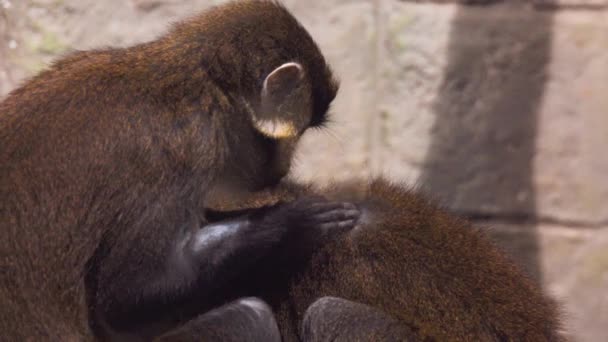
[534, 10, 608, 224]
[379, 2, 608, 224]
[286, 1, 377, 183]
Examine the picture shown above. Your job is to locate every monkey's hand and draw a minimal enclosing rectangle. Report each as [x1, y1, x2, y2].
[200, 197, 359, 266]
[251, 196, 360, 259]
[286, 197, 360, 236]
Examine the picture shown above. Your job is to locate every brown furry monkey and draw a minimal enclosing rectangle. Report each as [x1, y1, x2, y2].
[206, 179, 566, 341]
[0, 1, 360, 340]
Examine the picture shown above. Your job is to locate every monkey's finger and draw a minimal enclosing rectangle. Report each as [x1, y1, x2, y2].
[318, 219, 357, 232]
[306, 202, 358, 214]
[313, 208, 360, 223]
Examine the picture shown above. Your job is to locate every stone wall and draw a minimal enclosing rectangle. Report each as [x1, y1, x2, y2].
[1, 0, 606, 340]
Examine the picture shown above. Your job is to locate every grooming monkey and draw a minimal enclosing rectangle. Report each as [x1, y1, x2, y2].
[0, 1, 360, 340]
[206, 179, 565, 341]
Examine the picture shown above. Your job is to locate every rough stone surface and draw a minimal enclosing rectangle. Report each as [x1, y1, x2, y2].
[378, 2, 608, 225]
[376, 1, 458, 184]
[280, 0, 377, 183]
[402, 0, 608, 8]
[535, 0, 608, 8]
[1, 1, 607, 341]
[535, 9, 608, 224]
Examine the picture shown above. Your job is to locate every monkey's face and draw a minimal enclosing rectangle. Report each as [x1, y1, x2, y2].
[209, 130, 297, 200]
[246, 133, 298, 191]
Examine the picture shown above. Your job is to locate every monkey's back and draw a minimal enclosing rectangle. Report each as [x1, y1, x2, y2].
[0, 53, 117, 340]
[274, 179, 564, 341]
[0, 26, 212, 342]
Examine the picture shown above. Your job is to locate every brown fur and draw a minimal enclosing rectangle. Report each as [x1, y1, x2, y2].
[211, 179, 565, 341]
[0, 1, 337, 340]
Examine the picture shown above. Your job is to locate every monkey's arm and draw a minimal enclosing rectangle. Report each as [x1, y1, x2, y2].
[204, 207, 264, 222]
[91, 198, 359, 339]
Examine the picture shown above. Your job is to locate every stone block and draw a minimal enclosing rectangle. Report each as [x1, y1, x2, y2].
[286, 0, 377, 183]
[378, 2, 608, 224]
[534, 10, 608, 224]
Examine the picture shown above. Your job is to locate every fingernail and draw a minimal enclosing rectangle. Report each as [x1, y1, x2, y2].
[340, 219, 356, 229]
[345, 209, 360, 217]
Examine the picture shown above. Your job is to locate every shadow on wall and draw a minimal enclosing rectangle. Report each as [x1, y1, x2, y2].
[418, 2, 554, 283]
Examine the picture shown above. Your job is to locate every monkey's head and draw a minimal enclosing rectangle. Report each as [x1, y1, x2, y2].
[233, 57, 336, 192]
[177, 1, 339, 193]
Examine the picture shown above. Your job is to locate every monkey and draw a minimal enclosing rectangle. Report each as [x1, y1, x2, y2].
[0, 1, 361, 340]
[204, 178, 566, 341]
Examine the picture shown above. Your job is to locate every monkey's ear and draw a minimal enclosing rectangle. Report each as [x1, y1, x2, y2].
[262, 62, 304, 98]
[254, 62, 309, 139]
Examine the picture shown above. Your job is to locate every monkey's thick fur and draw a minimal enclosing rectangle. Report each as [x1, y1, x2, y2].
[210, 179, 565, 341]
[0, 1, 340, 340]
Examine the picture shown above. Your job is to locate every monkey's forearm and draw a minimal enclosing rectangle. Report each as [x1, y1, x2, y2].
[204, 207, 268, 223]
[182, 214, 284, 280]
[97, 212, 285, 338]
[96, 198, 358, 338]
